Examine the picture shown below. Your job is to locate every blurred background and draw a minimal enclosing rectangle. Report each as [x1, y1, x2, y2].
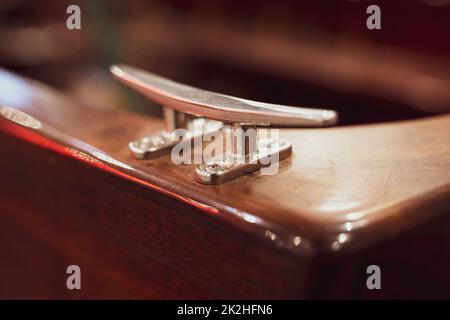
[1, 0, 450, 124]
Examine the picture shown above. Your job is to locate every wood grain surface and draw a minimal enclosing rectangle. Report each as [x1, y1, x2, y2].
[1, 69, 450, 298]
[1, 68, 449, 254]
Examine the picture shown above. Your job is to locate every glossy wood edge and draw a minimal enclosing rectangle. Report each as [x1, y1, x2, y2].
[0, 111, 303, 256]
[1, 68, 450, 257]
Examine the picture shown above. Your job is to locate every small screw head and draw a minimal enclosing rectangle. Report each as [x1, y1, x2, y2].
[137, 134, 170, 149]
[204, 160, 232, 173]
